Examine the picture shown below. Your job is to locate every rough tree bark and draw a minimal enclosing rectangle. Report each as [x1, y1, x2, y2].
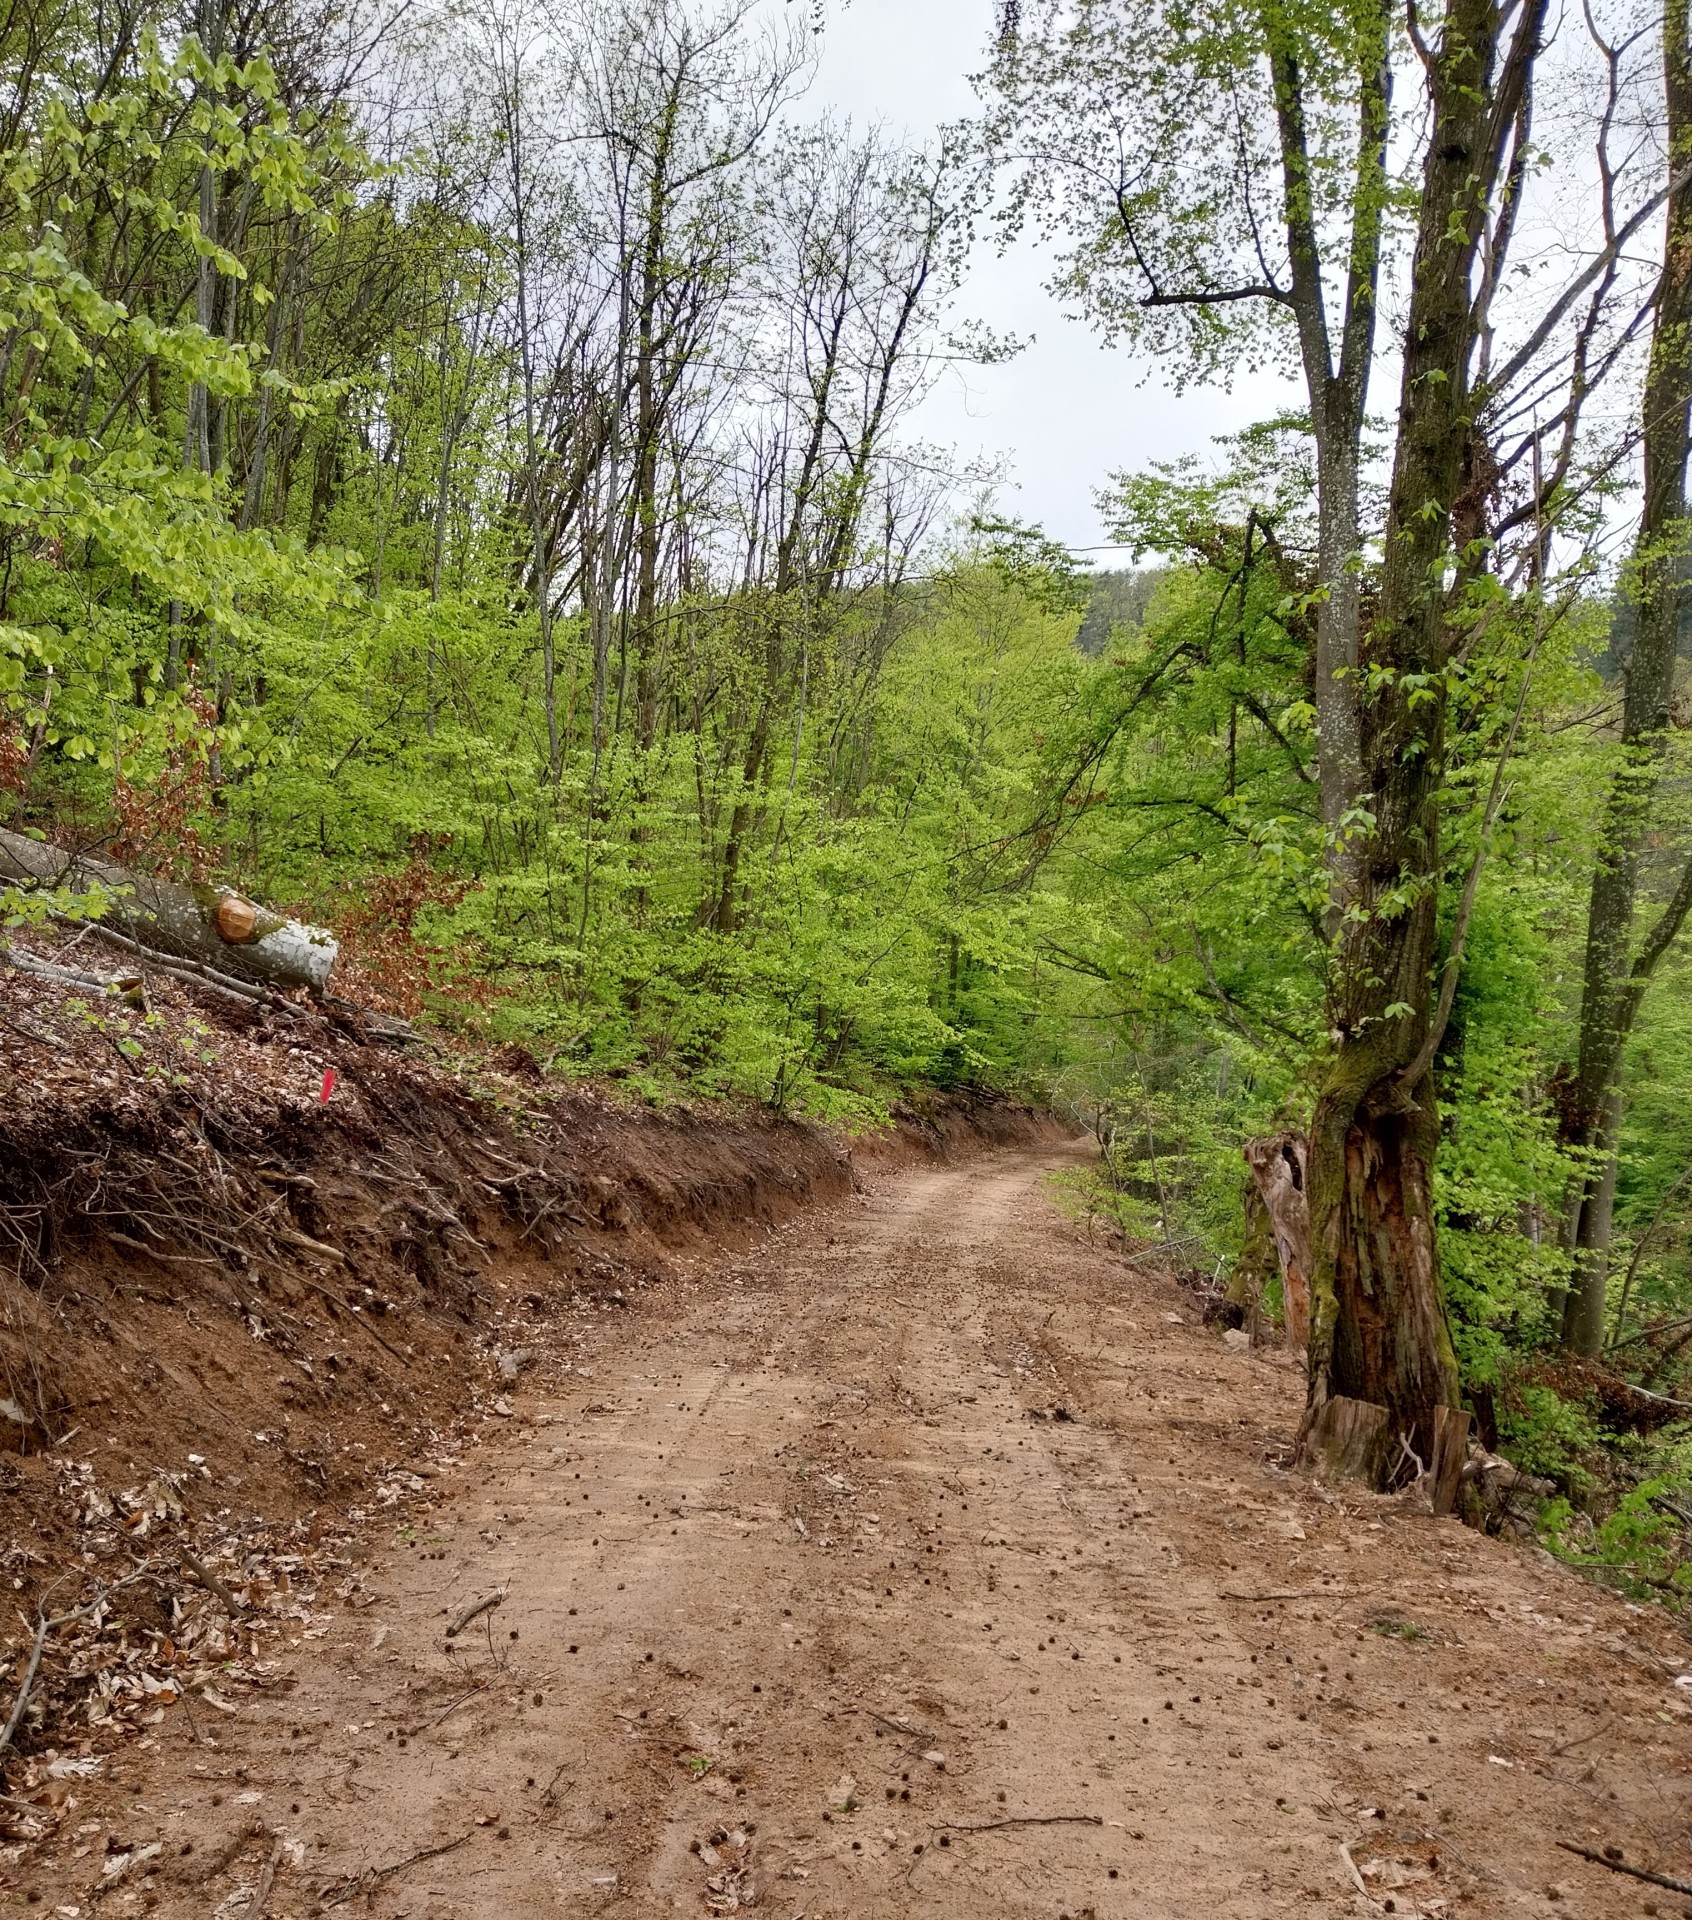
[1226, 1182, 1277, 1342]
[1561, 0, 1692, 1356]
[1302, 0, 1546, 1479]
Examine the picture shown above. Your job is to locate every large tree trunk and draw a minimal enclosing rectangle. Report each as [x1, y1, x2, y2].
[0, 829, 336, 995]
[1303, 0, 1542, 1481]
[1307, 1093, 1458, 1472]
[1561, 0, 1692, 1356]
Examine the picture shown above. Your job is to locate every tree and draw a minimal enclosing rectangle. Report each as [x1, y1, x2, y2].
[1561, 0, 1692, 1357]
[986, 0, 1669, 1476]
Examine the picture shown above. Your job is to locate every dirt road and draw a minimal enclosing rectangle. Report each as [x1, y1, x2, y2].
[55, 1149, 1692, 1917]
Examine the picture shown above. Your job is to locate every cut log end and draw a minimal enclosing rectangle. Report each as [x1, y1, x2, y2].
[215, 893, 259, 944]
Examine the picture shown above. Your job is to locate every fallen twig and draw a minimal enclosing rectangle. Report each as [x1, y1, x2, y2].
[445, 1587, 507, 1638]
[318, 1828, 474, 1907]
[245, 1835, 285, 1918]
[906, 1810, 1102, 1882]
[1549, 1717, 1618, 1758]
[2, 945, 136, 992]
[1222, 1588, 1359, 1602]
[428, 1680, 490, 1728]
[932, 1814, 1103, 1835]
[0, 1569, 156, 1756]
[179, 1546, 242, 1614]
[1556, 1840, 1692, 1896]
[0, 1011, 72, 1053]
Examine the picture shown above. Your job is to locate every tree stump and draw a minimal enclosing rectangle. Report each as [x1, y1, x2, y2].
[1243, 1132, 1312, 1353]
[1305, 1395, 1391, 1488]
[1226, 1182, 1277, 1344]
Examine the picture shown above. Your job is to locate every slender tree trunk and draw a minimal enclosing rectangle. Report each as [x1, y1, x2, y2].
[168, 0, 223, 693]
[715, 700, 771, 935]
[1264, 36, 1380, 859]
[184, 0, 221, 478]
[1562, 0, 1692, 1355]
[495, 32, 560, 785]
[238, 219, 295, 534]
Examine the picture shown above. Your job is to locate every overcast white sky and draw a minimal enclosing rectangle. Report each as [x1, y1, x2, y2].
[777, 0, 1301, 558]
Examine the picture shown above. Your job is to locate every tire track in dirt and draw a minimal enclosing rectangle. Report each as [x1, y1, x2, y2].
[57, 1148, 1692, 1918]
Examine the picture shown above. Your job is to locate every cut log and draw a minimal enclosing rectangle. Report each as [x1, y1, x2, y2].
[1429, 1403, 1472, 1517]
[0, 828, 335, 996]
[1304, 1394, 1391, 1487]
[1243, 1132, 1312, 1355]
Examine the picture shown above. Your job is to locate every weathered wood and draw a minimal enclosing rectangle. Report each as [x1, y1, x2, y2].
[0, 828, 335, 995]
[1242, 1133, 1312, 1353]
[1429, 1403, 1472, 1516]
[1226, 1181, 1276, 1344]
[1304, 1394, 1390, 1487]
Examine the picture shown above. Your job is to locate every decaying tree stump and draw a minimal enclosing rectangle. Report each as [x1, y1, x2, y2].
[1243, 1132, 1312, 1354]
[0, 828, 336, 995]
[1226, 1181, 1277, 1343]
[1304, 1395, 1391, 1486]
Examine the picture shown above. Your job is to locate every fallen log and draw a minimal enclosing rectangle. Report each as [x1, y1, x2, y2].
[0, 827, 335, 996]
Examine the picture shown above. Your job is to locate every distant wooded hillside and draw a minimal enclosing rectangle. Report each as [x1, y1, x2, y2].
[1075, 570, 1169, 654]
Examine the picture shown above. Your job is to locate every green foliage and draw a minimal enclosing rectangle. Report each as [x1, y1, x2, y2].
[1540, 1476, 1692, 1606]
[0, 10, 353, 825]
[229, 561, 1095, 1117]
[1497, 1385, 1603, 1492]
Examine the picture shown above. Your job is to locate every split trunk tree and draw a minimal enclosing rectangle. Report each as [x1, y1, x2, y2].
[1302, 0, 1545, 1473]
[989, 0, 1550, 1482]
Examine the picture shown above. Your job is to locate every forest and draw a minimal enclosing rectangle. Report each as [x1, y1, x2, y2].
[2, 0, 1691, 1598]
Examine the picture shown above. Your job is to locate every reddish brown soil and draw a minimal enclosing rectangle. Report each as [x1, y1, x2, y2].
[9, 1148, 1692, 1919]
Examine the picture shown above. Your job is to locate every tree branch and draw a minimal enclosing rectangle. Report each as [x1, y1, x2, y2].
[1484, 168, 1689, 403]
